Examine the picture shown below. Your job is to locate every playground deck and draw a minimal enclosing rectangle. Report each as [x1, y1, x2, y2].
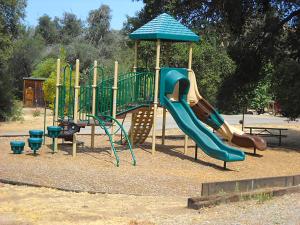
[1, 126, 300, 197]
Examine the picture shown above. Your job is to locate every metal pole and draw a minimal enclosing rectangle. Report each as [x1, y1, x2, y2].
[91, 60, 97, 149]
[152, 39, 161, 155]
[43, 103, 46, 145]
[111, 61, 118, 156]
[72, 59, 80, 157]
[162, 107, 166, 145]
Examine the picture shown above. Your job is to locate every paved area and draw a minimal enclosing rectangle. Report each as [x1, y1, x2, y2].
[1, 114, 297, 136]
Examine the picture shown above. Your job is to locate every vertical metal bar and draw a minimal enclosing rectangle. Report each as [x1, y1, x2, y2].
[111, 61, 118, 156]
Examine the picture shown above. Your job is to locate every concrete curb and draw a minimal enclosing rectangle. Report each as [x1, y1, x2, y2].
[188, 185, 300, 210]
[201, 174, 300, 196]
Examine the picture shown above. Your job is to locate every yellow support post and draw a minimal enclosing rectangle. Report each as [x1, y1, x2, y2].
[152, 39, 161, 155]
[72, 59, 80, 157]
[184, 44, 193, 155]
[91, 60, 97, 150]
[54, 59, 61, 152]
[133, 41, 138, 72]
[111, 61, 118, 156]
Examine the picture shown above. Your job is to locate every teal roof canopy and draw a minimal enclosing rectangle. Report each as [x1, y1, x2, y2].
[129, 13, 200, 42]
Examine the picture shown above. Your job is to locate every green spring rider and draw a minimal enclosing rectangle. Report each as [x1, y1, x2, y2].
[47, 126, 62, 153]
[10, 141, 25, 154]
[28, 138, 43, 154]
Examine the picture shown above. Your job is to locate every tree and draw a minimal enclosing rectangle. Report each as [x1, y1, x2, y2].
[8, 31, 45, 98]
[32, 57, 56, 78]
[35, 14, 59, 44]
[86, 4, 111, 46]
[59, 12, 83, 44]
[0, 0, 26, 121]
[127, 0, 300, 113]
[272, 60, 300, 119]
[250, 63, 274, 114]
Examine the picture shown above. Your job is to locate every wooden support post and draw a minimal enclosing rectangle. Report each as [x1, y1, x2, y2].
[91, 60, 97, 150]
[162, 107, 166, 145]
[111, 61, 118, 156]
[133, 41, 138, 72]
[184, 44, 193, 155]
[54, 59, 61, 152]
[152, 39, 161, 155]
[130, 41, 138, 146]
[72, 59, 80, 157]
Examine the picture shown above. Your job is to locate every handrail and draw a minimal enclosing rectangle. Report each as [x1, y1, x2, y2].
[87, 114, 136, 166]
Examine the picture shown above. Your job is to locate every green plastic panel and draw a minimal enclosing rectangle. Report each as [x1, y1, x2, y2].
[159, 67, 188, 106]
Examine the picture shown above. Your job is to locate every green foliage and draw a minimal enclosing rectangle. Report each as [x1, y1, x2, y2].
[191, 40, 236, 106]
[35, 14, 59, 44]
[255, 192, 273, 204]
[43, 71, 57, 109]
[32, 109, 41, 117]
[273, 60, 300, 119]
[86, 4, 111, 47]
[58, 12, 83, 44]
[0, 0, 26, 121]
[32, 58, 56, 78]
[8, 31, 45, 98]
[43, 48, 75, 110]
[128, 0, 300, 115]
[134, 38, 236, 106]
[65, 40, 99, 70]
[7, 100, 24, 121]
[250, 63, 274, 114]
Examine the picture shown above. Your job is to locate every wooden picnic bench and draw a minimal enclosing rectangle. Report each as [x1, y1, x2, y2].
[244, 126, 288, 146]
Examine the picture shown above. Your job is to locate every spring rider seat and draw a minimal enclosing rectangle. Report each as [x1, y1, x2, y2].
[29, 130, 43, 138]
[28, 138, 43, 154]
[47, 126, 62, 153]
[10, 141, 25, 154]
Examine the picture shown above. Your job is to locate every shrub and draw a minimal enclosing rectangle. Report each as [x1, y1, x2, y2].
[9, 100, 24, 121]
[33, 109, 41, 117]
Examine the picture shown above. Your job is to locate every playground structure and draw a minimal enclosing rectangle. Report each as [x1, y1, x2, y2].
[50, 13, 267, 168]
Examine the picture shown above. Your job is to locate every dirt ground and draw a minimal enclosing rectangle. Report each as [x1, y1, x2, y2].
[1, 108, 300, 224]
[0, 183, 299, 225]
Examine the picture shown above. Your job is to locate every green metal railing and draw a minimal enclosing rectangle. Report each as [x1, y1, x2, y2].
[58, 64, 74, 121]
[87, 114, 136, 166]
[95, 71, 155, 117]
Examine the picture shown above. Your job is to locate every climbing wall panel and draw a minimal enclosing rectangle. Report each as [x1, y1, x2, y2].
[128, 106, 154, 145]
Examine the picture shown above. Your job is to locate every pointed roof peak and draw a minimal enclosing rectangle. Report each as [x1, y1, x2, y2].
[129, 13, 200, 42]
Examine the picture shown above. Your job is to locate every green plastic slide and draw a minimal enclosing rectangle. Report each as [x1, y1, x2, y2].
[160, 68, 245, 163]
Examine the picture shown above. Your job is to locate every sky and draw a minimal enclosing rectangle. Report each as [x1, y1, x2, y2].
[24, 0, 144, 30]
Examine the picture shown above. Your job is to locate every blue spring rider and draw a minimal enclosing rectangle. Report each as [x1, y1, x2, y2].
[29, 130, 43, 138]
[28, 137, 43, 154]
[47, 126, 62, 153]
[10, 141, 25, 154]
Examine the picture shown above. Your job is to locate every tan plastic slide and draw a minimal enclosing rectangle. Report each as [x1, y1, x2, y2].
[188, 71, 267, 151]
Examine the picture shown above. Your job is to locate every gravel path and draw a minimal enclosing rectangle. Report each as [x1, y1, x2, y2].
[1, 126, 300, 197]
[0, 183, 299, 225]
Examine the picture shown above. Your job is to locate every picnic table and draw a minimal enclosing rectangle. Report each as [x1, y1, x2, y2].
[244, 126, 288, 146]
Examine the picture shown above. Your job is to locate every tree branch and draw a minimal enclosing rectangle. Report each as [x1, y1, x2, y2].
[279, 9, 300, 27]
